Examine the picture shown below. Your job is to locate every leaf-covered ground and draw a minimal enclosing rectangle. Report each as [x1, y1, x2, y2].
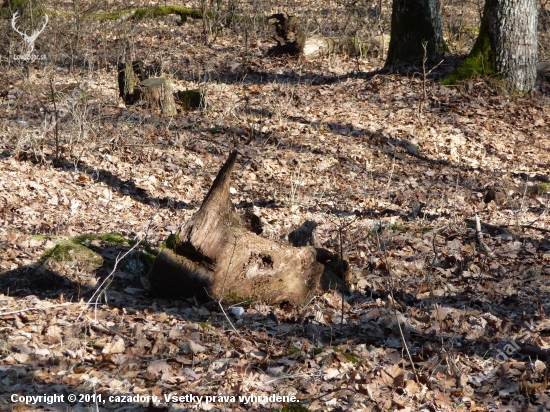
[1, 1, 550, 411]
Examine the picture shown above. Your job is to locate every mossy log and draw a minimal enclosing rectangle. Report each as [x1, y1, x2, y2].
[136, 78, 177, 116]
[149, 150, 337, 305]
[176, 89, 203, 110]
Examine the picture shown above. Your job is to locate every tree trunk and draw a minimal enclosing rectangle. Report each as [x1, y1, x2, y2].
[443, 0, 538, 92]
[267, 13, 306, 56]
[136, 78, 177, 116]
[148, 150, 343, 305]
[118, 60, 146, 104]
[385, 0, 446, 67]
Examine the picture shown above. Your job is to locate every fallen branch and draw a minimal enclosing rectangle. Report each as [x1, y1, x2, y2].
[474, 214, 495, 258]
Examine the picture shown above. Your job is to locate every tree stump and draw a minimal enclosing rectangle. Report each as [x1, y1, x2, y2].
[268, 12, 305, 56]
[136, 78, 177, 116]
[288, 221, 318, 246]
[149, 150, 339, 305]
[118, 60, 147, 104]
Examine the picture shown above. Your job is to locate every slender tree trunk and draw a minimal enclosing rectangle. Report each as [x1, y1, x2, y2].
[491, 0, 538, 91]
[385, 0, 446, 67]
[443, 0, 538, 92]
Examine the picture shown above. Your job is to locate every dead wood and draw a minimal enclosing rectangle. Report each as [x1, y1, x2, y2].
[136, 78, 177, 116]
[288, 220, 318, 246]
[268, 13, 305, 56]
[149, 150, 334, 305]
[118, 60, 147, 104]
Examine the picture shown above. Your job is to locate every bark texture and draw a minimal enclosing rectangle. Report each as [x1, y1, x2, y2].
[268, 13, 306, 56]
[118, 60, 147, 104]
[443, 0, 538, 92]
[137, 78, 177, 116]
[490, 0, 538, 92]
[385, 0, 446, 67]
[149, 151, 329, 305]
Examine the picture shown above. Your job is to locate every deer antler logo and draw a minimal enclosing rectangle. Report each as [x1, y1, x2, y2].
[11, 11, 49, 60]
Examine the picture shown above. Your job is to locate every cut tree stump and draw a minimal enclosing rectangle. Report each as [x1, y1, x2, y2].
[136, 78, 177, 116]
[149, 150, 345, 305]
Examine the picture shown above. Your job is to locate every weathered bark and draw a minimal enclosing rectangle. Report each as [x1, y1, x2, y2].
[288, 221, 318, 247]
[118, 60, 147, 104]
[149, 151, 329, 305]
[443, 0, 538, 92]
[136, 78, 177, 116]
[385, 0, 446, 67]
[268, 13, 306, 56]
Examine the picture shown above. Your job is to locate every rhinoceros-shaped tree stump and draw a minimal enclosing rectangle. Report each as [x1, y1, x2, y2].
[149, 150, 343, 305]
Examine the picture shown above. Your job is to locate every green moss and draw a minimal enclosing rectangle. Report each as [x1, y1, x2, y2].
[310, 348, 323, 356]
[177, 90, 202, 110]
[95, 10, 129, 20]
[527, 183, 549, 195]
[442, 1, 497, 85]
[41, 241, 103, 266]
[465, 26, 480, 35]
[197, 321, 211, 329]
[390, 224, 408, 231]
[161, 233, 179, 250]
[342, 353, 359, 364]
[276, 404, 309, 412]
[287, 348, 299, 355]
[120, 251, 156, 275]
[139, 242, 157, 258]
[31, 234, 50, 240]
[72, 232, 129, 245]
[140, 252, 156, 269]
[441, 37, 496, 85]
[223, 292, 254, 305]
[46, 92, 64, 100]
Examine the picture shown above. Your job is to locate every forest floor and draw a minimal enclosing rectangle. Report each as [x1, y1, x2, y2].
[1, 1, 550, 411]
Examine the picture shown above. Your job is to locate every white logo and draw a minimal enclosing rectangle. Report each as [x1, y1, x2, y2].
[11, 11, 48, 61]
